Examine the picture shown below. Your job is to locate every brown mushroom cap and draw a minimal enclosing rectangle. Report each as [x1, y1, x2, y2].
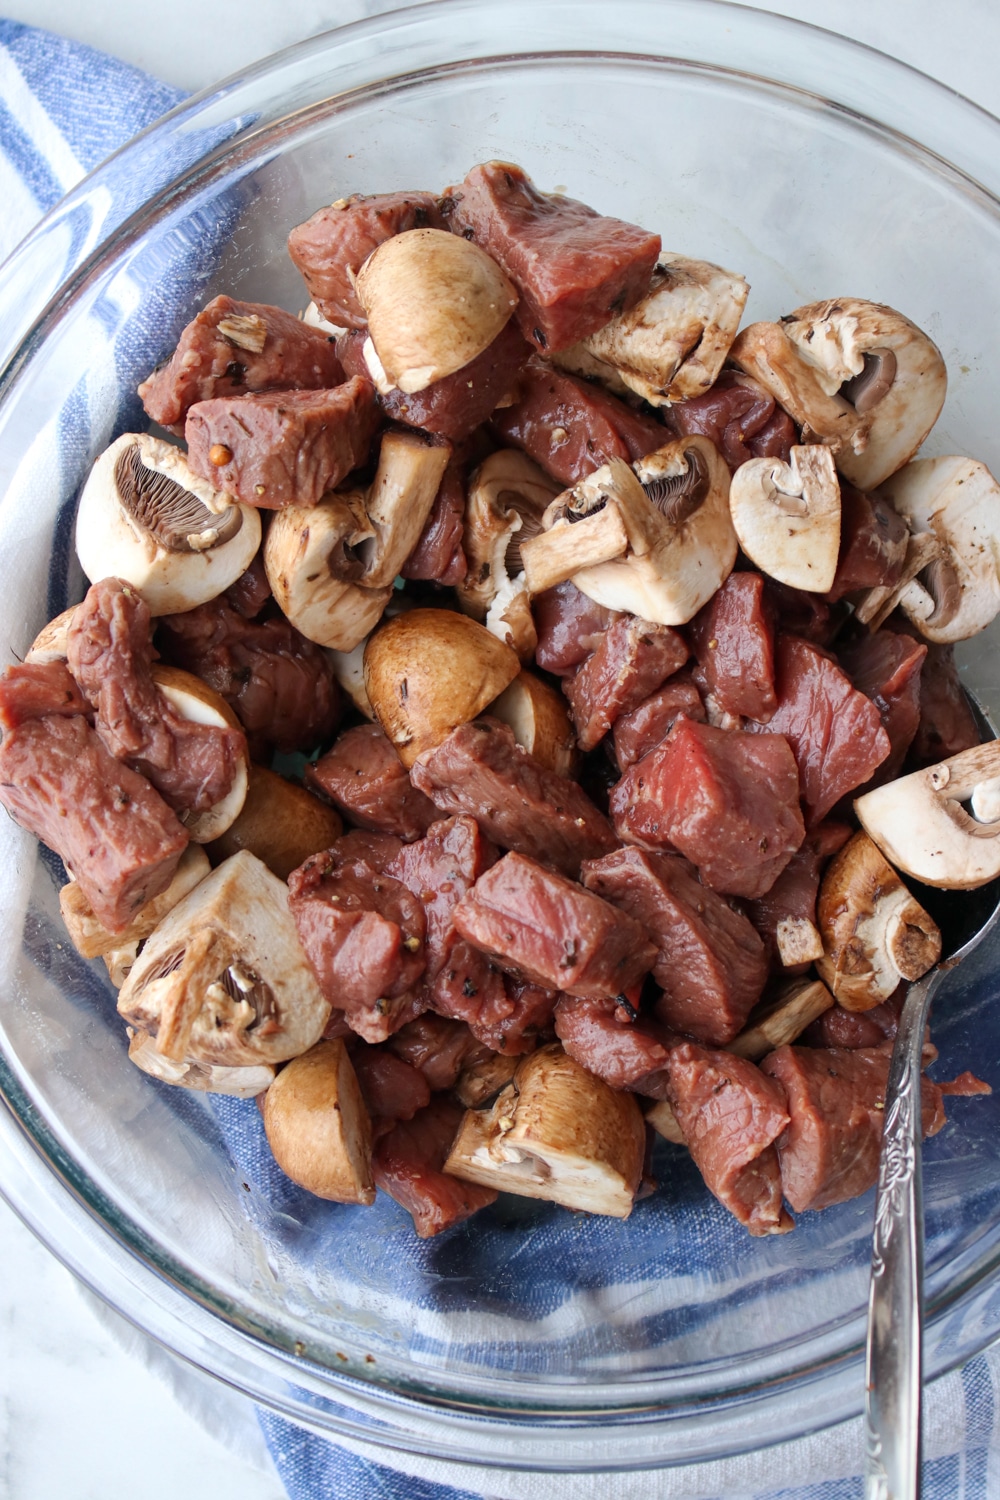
[262, 1039, 375, 1204]
[206, 763, 343, 881]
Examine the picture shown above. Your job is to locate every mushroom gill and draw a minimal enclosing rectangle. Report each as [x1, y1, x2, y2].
[115, 442, 242, 552]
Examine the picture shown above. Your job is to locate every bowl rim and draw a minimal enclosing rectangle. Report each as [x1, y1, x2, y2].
[4, 0, 1000, 1468]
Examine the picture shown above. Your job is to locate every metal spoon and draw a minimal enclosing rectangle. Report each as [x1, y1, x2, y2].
[864, 872, 1000, 1499]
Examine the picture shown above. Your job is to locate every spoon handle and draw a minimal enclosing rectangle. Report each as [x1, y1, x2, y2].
[864, 967, 944, 1500]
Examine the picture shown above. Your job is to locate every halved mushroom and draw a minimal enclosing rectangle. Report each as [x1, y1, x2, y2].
[816, 831, 942, 1009]
[205, 763, 343, 881]
[127, 1028, 275, 1097]
[150, 665, 249, 842]
[726, 977, 835, 1060]
[852, 528, 943, 631]
[731, 299, 947, 491]
[60, 843, 211, 961]
[524, 439, 736, 626]
[355, 430, 452, 589]
[488, 669, 578, 776]
[263, 491, 391, 651]
[457, 450, 563, 622]
[364, 607, 520, 768]
[444, 1045, 645, 1218]
[872, 456, 1000, 643]
[261, 1039, 375, 1204]
[75, 433, 261, 615]
[728, 445, 841, 592]
[301, 300, 346, 337]
[25, 605, 78, 664]
[563, 254, 749, 406]
[325, 637, 375, 719]
[453, 1052, 520, 1109]
[117, 850, 330, 1065]
[855, 740, 1000, 890]
[645, 1099, 687, 1146]
[355, 228, 518, 393]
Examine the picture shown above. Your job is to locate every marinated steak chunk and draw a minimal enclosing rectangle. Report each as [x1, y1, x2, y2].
[307, 724, 439, 842]
[350, 1043, 431, 1123]
[288, 192, 446, 329]
[492, 355, 664, 485]
[564, 614, 688, 751]
[909, 638, 981, 765]
[69, 578, 244, 815]
[225, 554, 271, 618]
[554, 994, 672, 1095]
[467, 978, 558, 1055]
[666, 1042, 793, 1235]
[761, 1044, 945, 1212]
[533, 581, 619, 676]
[752, 634, 890, 825]
[185, 377, 380, 508]
[0, 713, 187, 932]
[287, 849, 427, 1042]
[372, 1097, 497, 1237]
[825, 486, 908, 602]
[338, 321, 529, 443]
[801, 995, 902, 1050]
[688, 572, 776, 723]
[612, 673, 705, 770]
[745, 822, 852, 969]
[157, 597, 340, 757]
[138, 295, 345, 430]
[582, 848, 768, 1044]
[610, 718, 805, 899]
[666, 369, 796, 473]
[838, 628, 926, 783]
[444, 161, 661, 353]
[453, 852, 657, 1000]
[410, 718, 616, 877]
[387, 1012, 489, 1092]
[401, 462, 468, 585]
[0, 659, 88, 729]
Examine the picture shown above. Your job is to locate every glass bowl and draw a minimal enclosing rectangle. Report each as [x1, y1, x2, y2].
[3, 0, 1000, 1473]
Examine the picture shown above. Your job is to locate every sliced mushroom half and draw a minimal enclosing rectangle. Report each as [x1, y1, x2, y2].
[150, 665, 250, 842]
[444, 1044, 646, 1218]
[355, 430, 452, 589]
[488, 669, 578, 777]
[25, 605, 78, 664]
[569, 254, 750, 406]
[874, 456, 1000, 643]
[816, 831, 942, 1009]
[457, 449, 561, 621]
[855, 740, 1000, 890]
[525, 439, 736, 626]
[117, 850, 330, 1065]
[127, 1028, 275, 1097]
[355, 228, 518, 393]
[364, 607, 520, 768]
[262, 1039, 375, 1204]
[75, 433, 261, 615]
[263, 491, 392, 651]
[729, 444, 841, 593]
[205, 763, 343, 882]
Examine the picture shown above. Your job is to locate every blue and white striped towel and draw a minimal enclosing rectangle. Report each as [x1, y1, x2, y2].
[3, 16, 1000, 1500]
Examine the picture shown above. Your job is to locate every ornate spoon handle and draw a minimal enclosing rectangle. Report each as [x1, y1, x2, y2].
[864, 967, 944, 1500]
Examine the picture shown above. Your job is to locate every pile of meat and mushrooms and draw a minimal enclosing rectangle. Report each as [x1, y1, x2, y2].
[4, 160, 999, 1240]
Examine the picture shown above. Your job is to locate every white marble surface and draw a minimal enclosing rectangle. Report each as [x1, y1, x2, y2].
[3, 2, 1000, 1498]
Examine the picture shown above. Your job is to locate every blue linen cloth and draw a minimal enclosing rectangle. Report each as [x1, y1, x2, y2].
[3, 17, 1000, 1500]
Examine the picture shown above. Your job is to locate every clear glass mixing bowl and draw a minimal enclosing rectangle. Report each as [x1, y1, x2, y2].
[3, 0, 1000, 1473]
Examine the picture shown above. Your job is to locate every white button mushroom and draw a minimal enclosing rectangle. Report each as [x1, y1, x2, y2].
[261, 1039, 375, 1205]
[458, 449, 562, 618]
[75, 433, 261, 615]
[117, 850, 330, 1065]
[444, 1045, 646, 1218]
[874, 455, 1000, 643]
[126, 1029, 275, 1097]
[855, 741, 1000, 890]
[728, 444, 842, 593]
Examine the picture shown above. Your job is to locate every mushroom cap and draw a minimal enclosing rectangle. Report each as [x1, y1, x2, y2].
[25, 605, 78, 663]
[458, 449, 561, 620]
[262, 1039, 375, 1204]
[444, 1044, 645, 1217]
[355, 228, 518, 393]
[875, 455, 1000, 643]
[571, 438, 737, 625]
[364, 607, 520, 768]
[488, 668, 578, 777]
[263, 492, 392, 651]
[117, 850, 330, 1065]
[75, 433, 261, 616]
[729, 444, 841, 593]
[816, 831, 941, 1010]
[580, 253, 750, 405]
[205, 762, 343, 881]
[855, 740, 1000, 889]
[150, 665, 250, 843]
[782, 297, 947, 491]
[729, 320, 862, 454]
[127, 1029, 275, 1097]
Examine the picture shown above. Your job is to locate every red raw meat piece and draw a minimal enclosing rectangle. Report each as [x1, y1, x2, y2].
[564, 614, 688, 751]
[373, 1098, 497, 1237]
[307, 724, 439, 842]
[533, 581, 619, 676]
[350, 1044, 431, 1122]
[554, 994, 672, 1096]
[825, 485, 908, 602]
[838, 628, 926, 783]
[444, 161, 660, 353]
[612, 673, 705, 770]
[0, 660, 88, 729]
[401, 461, 468, 585]
[688, 572, 776, 723]
[666, 369, 796, 473]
